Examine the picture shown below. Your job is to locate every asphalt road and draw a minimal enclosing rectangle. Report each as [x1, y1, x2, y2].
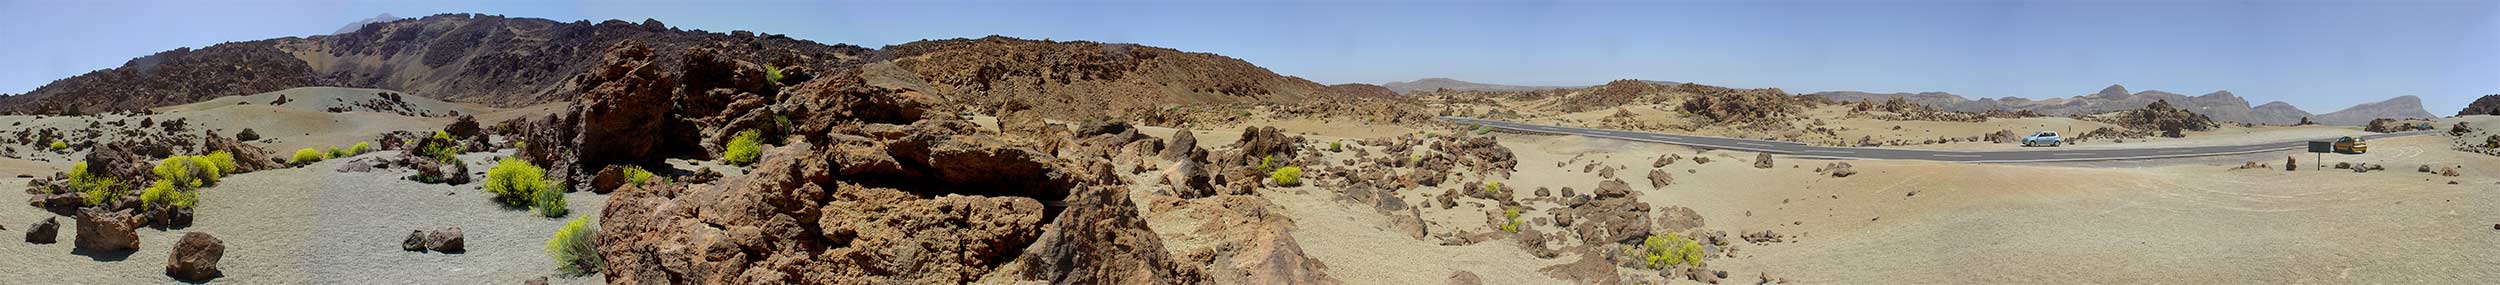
[1443, 116, 2433, 163]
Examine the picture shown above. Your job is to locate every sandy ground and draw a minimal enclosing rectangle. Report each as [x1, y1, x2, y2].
[1215, 115, 2500, 283]
[0, 87, 564, 178]
[0, 150, 606, 284]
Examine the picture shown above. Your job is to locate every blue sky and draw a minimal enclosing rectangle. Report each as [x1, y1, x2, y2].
[2, 0, 2494, 113]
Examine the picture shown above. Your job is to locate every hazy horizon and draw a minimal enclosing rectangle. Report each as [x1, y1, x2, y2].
[2, 0, 2493, 113]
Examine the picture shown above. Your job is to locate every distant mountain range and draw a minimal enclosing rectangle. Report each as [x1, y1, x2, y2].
[1381, 78, 1576, 93]
[1807, 84, 2436, 126]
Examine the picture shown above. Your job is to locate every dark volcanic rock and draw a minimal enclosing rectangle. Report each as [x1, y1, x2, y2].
[25, 217, 58, 244]
[425, 227, 464, 252]
[569, 40, 682, 168]
[401, 230, 428, 252]
[204, 133, 282, 173]
[166, 232, 226, 281]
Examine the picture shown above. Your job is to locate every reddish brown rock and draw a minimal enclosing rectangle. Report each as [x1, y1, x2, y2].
[425, 227, 464, 252]
[203, 133, 281, 173]
[166, 232, 225, 281]
[74, 208, 139, 252]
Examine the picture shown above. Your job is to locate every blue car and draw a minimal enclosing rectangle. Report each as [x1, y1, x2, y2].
[2021, 131, 2062, 147]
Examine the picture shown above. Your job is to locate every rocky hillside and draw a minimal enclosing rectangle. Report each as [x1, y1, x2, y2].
[872, 36, 1419, 124]
[0, 13, 875, 114]
[2312, 96, 2438, 125]
[1808, 84, 2434, 126]
[2459, 94, 2500, 116]
[1382, 78, 1573, 94]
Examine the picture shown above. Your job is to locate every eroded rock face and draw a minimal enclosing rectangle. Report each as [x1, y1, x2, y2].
[74, 208, 139, 252]
[571, 40, 683, 169]
[165, 232, 225, 281]
[1147, 195, 1339, 285]
[1232, 126, 1301, 163]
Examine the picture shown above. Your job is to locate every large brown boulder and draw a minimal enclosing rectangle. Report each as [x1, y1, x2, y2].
[203, 133, 282, 173]
[165, 232, 225, 281]
[74, 207, 139, 252]
[1232, 126, 1301, 162]
[444, 115, 484, 139]
[1162, 128, 1200, 160]
[1147, 195, 1339, 284]
[989, 187, 1208, 284]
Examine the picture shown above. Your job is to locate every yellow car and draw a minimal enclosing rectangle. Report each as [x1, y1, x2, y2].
[2334, 136, 2367, 154]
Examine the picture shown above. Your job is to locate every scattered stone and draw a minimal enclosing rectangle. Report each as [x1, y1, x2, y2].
[2286, 156, 2297, 171]
[525, 276, 549, 285]
[1694, 156, 1713, 164]
[402, 230, 429, 251]
[1595, 179, 1632, 199]
[1534, 187, 1550, 197]
[1448, 270, 1483, 285]
[25, 217, 58, 244]
[2441, 167, 2460, 177]
[166, 232, 225, 281]
[1818, 162, 1856, 178]
[2420, 165, 2433, 173]
[1753, 153, 1774, 169]
[425, 227, 464, 252]
[1647, 169, 1674, 188]
[74, 208, 139, 252]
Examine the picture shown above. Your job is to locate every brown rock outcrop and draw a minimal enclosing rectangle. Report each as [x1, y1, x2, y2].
[425, 227, 464, 252]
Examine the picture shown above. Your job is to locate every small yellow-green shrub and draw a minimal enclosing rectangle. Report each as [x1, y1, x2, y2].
[1257, 155, 1273, 171]
[140, 179, 176, 209]
[486, 157, 551, 207]
[534, 183, 567, 218]
[291, 148, 324, 165]
[1270, 166, 1302, 187]
[723, 129, 763, 166]
[764, 65, 786, 85]
[49, 140, 67, 150]
[547, 216, 603, 276]
[203, 151, 238, 174]
[349, 142, 373, 155]
[70, 162, 121, 206]
[153, 155, 220, 188]
[1501, 207, 1522, 232]
[1484, 180, 1502, 196]
[1642, 233, 1706, 268]
[1329, 140, 1343, 152]
[326, 146, 344, 159]
[620, 165, 655, 186]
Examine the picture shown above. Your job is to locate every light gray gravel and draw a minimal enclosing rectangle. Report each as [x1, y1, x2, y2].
[1, 150, 607, 284]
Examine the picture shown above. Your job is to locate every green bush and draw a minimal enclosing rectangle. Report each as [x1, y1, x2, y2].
[1642, 234, 1706, 268]
[1257, 155, 1273, 171]
[621, 165, 655, 186]
[1270, 166, 1302, 187]
[1484, 180, 1502, 196]
[764, 65, 786, 85]
[48, 140, 67, 151]
[723, 129, 763, 166]
[153, 155, 219, 188]
[291, 148, 324, 165]
[486, 157, 551, 207]
[69, 162, 121, 206]
[326, 146, 344, 159]
[422, 141, 460, 162]
[350, 142, 373, 155]
[1329, 141, 1343, 152]
[547, 216, 604, 276]
[534, 183, 568, 218]
[203, 151, 238, 175]
[1501, 207, 1522, 232]
[434, 130, 454, 141]
[140, 179, 176, 209]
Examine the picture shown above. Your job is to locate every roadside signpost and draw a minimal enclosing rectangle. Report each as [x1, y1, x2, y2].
[2307, 140, 2332, 168]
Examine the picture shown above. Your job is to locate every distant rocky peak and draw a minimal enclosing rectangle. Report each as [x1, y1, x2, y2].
[2095, 84, 2131, 98]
